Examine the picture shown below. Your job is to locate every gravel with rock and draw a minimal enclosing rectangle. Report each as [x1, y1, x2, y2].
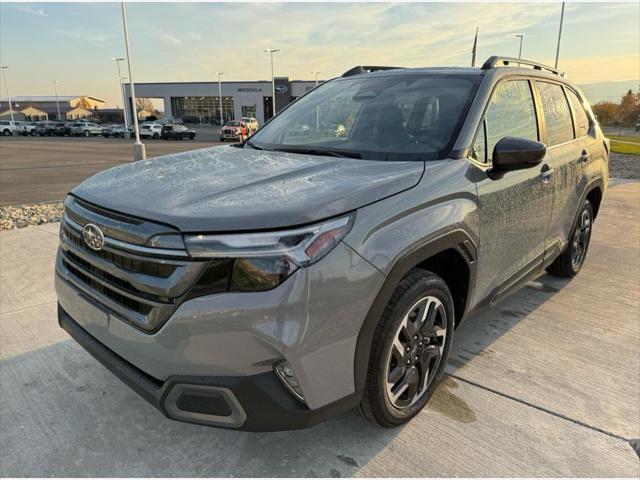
[0, 202, 63, 231]
[608, 152, 639, 180]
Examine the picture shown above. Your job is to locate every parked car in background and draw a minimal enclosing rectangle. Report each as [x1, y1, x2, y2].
[54, 122, 74, 136]
[0, 120, 16, 136]
[161, 124, 196, 140]
[14, 121, 37, 136]
[34, 121, 63, 136]
[140, 122, 164, 139]
[242, 117, 259, 134]
[102, 124, 131, 138]
[70, 122, 102, 137]
[220, 120, 248, 142]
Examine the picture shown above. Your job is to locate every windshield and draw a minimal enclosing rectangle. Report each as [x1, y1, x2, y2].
[249, 74, 479, 161]
[225, 121, 241, 127]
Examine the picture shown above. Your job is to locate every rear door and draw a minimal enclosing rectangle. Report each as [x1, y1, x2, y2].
[534, 81, 590, 258]
[470, 78, 555, 305]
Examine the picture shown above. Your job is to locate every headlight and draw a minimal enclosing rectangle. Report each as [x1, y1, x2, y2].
[184, 214, 354, 292]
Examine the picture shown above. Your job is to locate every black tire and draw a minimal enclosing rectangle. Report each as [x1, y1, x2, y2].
[84, 130, 90, 137]
[153, 132, 160, 139]
[2, 129, 11, 136]
[356, 269, 455, 428]
[546, 199, 594, 278]
[189, 133, 195, 140]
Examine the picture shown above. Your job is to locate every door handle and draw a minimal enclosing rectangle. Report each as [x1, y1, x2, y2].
[540, 164, 554, 182]
[579, 150, 590, 163]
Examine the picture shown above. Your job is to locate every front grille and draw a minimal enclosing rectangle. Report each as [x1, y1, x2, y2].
[58, 196, 208, 333]
[63, 259, 153, 315]
[64, 225, 176, 278]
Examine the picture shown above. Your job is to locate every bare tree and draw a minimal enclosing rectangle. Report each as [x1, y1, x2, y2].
[135, 97, 157, 114]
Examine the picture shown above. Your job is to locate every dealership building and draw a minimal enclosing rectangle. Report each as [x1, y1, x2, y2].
[124, 77, 318, 125]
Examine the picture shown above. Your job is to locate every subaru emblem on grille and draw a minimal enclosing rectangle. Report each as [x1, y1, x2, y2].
[82, 223, 105, 251]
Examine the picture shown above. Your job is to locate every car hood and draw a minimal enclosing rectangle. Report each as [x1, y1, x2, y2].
[71, 145, 424, 232]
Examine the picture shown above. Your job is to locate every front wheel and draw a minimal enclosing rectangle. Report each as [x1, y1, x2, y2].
[356, 269, 454, 427]
[547, 199, 594, 278]
[152, 132, 160, 139]
[84, 130, 90, 137]
[2, 129, 11, 136]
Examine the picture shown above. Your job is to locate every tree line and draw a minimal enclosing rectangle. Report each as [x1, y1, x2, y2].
[591, 89, 639, 127]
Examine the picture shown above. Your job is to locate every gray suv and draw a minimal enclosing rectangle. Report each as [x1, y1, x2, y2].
[55, 57, 608, 431]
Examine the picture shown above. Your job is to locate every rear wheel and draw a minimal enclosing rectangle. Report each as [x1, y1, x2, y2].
[153, 132, 160, 139]
[83, 130, 90, 137]
[2, 129, 11, 136]
[547, 199, 594, 278]
[356, 269, 454, 427]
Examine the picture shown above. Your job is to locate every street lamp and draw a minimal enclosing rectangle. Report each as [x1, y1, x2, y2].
[111, 57, 129, 131]
[555, 2, 566, 69]
[52, 80, 61, 121]
[120, 1, 145, 161]
[311, 70, 321, 86]
[0, 66, 15, 124]
[264, 48, 279, 118]
[215, 72, 224, 126]
[511, 33, 524, 59]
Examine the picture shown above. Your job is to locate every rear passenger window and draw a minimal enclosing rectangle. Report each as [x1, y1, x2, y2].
[485, 80, 538, 162]
[565, 89, 590, 138]
[536, 82, 574, 146]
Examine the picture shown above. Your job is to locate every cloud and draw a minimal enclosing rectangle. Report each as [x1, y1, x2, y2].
[156, 33, 183, 45]
[56, 29, 111, 48]
[12, 5, 47, 17]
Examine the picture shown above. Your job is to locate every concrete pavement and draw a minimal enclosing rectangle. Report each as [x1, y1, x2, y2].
[0, 182, 639, 476]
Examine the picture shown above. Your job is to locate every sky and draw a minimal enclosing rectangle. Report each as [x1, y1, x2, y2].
[1, 1, 638, 108]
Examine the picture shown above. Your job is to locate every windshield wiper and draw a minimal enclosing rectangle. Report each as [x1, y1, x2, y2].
[244, 140, 264, 150]
[272, 147, 362, 159]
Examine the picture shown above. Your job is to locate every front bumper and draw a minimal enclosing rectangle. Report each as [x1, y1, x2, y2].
[59, 304, 360, 431]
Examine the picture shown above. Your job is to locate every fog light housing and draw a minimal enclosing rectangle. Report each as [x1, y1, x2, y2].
[275, 361, 305, 403]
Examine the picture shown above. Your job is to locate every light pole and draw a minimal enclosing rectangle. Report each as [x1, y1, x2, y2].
[53, 80, 61, 121]
[555, 2, 565, 69]
[112, 57, 129, 130]
[264, 48, 279, 118]
[511, 33, 524, 59]
[216, 72, 224, 126]
[311, 70, 321, 86]
[0, 66, 15, 124]
[120, 1, 145, 161]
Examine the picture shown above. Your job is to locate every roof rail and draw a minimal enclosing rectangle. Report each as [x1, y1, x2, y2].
[481, 56, 565, 77]
[341, 65, 404, 77]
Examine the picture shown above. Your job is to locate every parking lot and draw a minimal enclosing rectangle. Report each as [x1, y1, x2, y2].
[0, 178, 638, 476]
[0, 130, 222, 206]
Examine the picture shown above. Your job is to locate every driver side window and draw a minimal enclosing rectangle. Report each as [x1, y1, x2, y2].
[485, 80, 539, 162]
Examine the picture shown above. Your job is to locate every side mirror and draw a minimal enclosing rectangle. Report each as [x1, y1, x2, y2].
[492, 136, 547, 172]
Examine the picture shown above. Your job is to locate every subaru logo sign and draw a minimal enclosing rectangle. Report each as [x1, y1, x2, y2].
[274, 84, 288, 94]
[82, 223, 105, 251]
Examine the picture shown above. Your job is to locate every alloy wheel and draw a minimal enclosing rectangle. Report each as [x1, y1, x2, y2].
[384, 296, 447, 409]
[571, 207, 592, 270]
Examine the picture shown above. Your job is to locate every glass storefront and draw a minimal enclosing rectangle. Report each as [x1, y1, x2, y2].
[170, 96, 234, 124]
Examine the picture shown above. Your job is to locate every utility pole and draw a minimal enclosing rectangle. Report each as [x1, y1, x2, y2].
[471, 27, 479, 67]
[0, 66, 15, 124]
[112, 57, 129, 131]
[216, 72, 224, 126]
[53, 80, 61, 120]
[311, 70, 321, 86]
[555, 2, 565, 69]
[120, 1, 146, 161]
[264, 48, 279, 118]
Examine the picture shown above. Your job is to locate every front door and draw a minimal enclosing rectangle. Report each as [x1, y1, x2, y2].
[470, 78, 555, 305]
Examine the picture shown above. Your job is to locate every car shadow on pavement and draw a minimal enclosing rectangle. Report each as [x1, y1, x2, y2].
[446, 272, 570, 375]
[0, 274, 570, 478]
